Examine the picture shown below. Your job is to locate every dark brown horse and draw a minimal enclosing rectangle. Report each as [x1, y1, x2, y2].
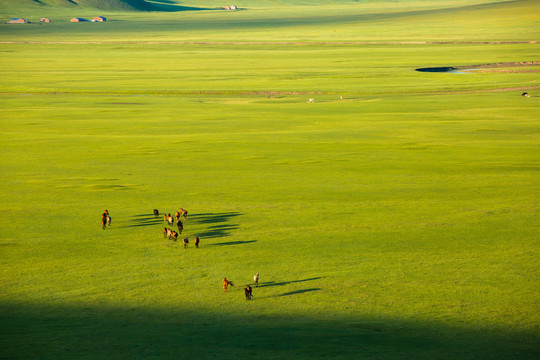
[245, 285, 253, 300]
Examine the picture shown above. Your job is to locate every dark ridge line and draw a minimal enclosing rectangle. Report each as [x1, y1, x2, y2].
[0, 41, 539, 45]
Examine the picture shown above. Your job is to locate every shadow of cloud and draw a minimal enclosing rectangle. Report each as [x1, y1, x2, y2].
[0, 303, 537, 360]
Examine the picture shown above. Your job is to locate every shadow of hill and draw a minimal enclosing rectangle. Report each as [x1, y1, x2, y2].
[145, 0, 210, 11]
[1, 303, 538, 360]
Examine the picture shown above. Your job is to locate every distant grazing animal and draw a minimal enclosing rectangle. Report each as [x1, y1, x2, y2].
[179, 208, 188, 220]
[164, 228, 173, 239]
[223, 278, 234, 291]
[171, 231, 178, 242]
[175, 211, 181, 222]
[101, 212, 108, 230]
[167, 214, 174, 225]
[194, 236, 200, 248]
[245, 285, 253, 300]
[177, 220, 183, 234]
[182, 237, 189, 249]
[106, 215, 111, 227]
[154, 209, 159, 216]
[522, 92, 530, 97]
[253, 272, 259, 287]
[307, 98, 314, 103]
[163, 213, 168, 222]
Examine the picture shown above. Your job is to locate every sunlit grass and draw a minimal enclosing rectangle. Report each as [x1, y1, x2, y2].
[0, 1, 539, 359]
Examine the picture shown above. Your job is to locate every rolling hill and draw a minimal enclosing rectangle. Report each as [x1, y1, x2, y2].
[0, 0, 159, 12]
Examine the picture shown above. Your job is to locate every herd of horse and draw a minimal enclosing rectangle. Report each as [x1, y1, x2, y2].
[101, 208, 257, 299]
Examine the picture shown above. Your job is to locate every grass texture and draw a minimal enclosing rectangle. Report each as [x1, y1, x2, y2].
[0, 1, 539, 359]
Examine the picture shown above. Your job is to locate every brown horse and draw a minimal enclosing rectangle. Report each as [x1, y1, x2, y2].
[194, 236, 200, 248]
[179, 208, 188, 220]
[182, 237, 189, 249]
[101, 213, 107, 229]
[177, 220, 183, 234]
[163, 227, 171, 238]
[245, 285, 253, 300]
[171, 231, 178, 242]
[223, 278, 234, 291]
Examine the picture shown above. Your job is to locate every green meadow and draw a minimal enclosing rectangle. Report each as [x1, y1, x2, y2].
[0, 1, 539, 359]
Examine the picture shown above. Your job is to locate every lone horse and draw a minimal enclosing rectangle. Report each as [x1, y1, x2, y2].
[223, 278, 234, 291]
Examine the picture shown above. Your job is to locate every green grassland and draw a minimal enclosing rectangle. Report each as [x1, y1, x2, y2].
[1, 1, 539, 359]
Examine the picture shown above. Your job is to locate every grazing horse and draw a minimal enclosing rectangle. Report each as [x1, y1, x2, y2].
[177, 220, 183, 234]
[153, 209, 159, 217]
[101, 213, 108, 230]
[194, 236, 200, 248]
[522, 92, 530, 97]
[163, 227, 171, 238]
[175, 211, 181, 222]
[245, 285, 253, 300]
[253, 272, 259, 287]
[163, 228, 173, 239]
[171, 231, 178, 242]
[182, 237, 189, 249]
[106, 215, 111, 227]
[222, 278, 234, 291]
[167, 214, 174, 225]
[179, 208, 188, 220]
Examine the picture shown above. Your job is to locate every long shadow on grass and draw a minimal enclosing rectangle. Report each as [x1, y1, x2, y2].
[208, 240, 257, 246]
[258, 277, 323, 288]
[144, 0, 211, 12]
[1, 303, 537, 360]
[189, 212, 242, 224]
[119, 214, 163, 229]
[189, 212, 242, 239]
[276, 288, 321, 297]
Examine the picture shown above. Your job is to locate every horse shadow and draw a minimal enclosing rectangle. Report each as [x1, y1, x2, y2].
[208, 240, 257, 246]
[277, 288, 321, 297]
[189, 212, 242, 225]
[121, 214, 164, 228]
[258, 277, 324, 288]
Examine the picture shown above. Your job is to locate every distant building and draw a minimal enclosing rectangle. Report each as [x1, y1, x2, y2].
[92, 16, 106, 22]
[9, 18, 27, 23]
[70, 18, 87, 22]
[40, 18, 51, 23]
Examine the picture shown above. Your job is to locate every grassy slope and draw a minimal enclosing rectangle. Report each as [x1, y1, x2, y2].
[0, 1, 539, 359]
